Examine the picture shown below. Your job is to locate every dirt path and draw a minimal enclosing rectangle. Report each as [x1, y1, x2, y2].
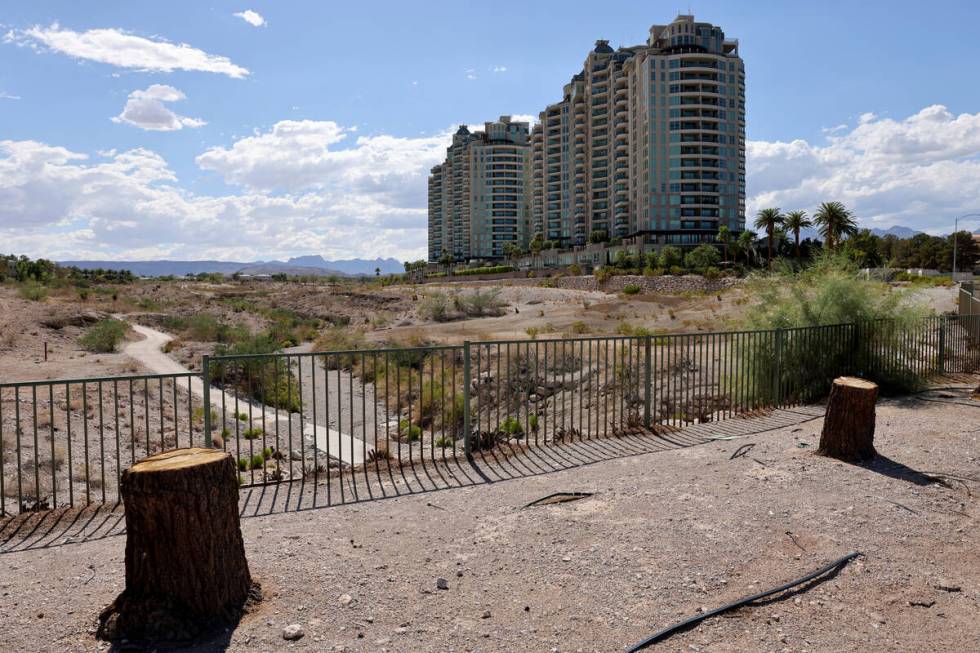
[122, 323, 371, 465]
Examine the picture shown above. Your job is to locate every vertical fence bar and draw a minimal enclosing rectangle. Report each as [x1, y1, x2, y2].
[462, 341, 472, 458]
[202, 355, 211, 445]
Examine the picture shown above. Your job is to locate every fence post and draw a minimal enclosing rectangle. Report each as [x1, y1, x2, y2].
[937, 319, 947, 373]
[773, 328, 784, 407]
[643, 335, 652, 429]
[462, 341, 472, 458]
[202, 354, 211, 446]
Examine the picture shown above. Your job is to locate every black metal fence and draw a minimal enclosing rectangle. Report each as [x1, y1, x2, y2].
[2, 314, 979, 516]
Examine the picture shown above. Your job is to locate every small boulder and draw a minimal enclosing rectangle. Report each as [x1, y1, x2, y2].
[436, 578, 449, 590]
[282, 624, 304, 641]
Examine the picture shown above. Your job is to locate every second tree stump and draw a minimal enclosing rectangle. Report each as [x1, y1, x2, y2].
[817, 376, 878, 462]
[98, 447, 258, 641]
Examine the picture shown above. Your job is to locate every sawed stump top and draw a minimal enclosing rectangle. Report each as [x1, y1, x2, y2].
[129, 447, 228, 474]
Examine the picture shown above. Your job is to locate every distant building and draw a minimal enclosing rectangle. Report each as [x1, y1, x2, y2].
[429, 14, 744, 261]
[428, 116, 531, 261]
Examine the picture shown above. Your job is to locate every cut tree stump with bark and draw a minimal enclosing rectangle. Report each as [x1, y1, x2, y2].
[817, 376, 879, 462]
[98, 447, 259, 642]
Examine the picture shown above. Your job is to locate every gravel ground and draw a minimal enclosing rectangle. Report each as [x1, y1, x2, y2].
[1, 384, 979, 652]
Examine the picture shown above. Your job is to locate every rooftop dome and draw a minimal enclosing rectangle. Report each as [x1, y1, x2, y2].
[594, 39, 613, 54]
[455, 125, 470, 135]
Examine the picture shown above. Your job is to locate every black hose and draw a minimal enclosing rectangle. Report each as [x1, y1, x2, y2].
[624, 551, 862, 652]
[521, 491, 593, 509]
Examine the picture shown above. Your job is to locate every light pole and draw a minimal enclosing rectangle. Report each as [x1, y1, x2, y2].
[952, 213, 980, 278]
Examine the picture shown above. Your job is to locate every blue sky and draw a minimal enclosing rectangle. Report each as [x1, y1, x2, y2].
[2, 0, 980, 261]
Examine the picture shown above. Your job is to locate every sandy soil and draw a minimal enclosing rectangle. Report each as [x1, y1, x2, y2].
[1, 383, 978, 652]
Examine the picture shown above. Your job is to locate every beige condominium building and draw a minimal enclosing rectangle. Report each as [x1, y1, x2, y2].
[428, 116, 531, 261]
[430, 14, 743, 261]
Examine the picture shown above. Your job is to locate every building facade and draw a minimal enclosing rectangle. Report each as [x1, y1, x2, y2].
[428, 117, 531, 262]
[429, 14, 744, 261]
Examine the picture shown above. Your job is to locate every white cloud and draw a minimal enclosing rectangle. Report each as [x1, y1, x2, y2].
[465, 68, 477, 80]
[0, 91, 20, 100]
[5, 23, 249, 78]
[4, 104, 978, 263]
[234, 10, 266, 28]
[747, 104, 980, 233]
[112, 84, 206, 131]
[491, 65, 507, 73]
[0, 122, 454, 261]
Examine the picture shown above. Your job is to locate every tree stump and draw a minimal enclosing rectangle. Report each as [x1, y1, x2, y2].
[98, 448, 258, 642]
[817, 376, 878, 462]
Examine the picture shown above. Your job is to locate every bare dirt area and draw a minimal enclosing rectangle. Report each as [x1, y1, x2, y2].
[1, 384, 978, 652]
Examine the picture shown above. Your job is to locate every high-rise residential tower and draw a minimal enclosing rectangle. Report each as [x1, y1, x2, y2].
[428, 14, 743, 261]
[428, 116, 531, 262]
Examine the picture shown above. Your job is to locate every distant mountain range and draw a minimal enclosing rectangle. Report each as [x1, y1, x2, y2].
[58, 256, 404, 278]
[868, 225, 922, 238]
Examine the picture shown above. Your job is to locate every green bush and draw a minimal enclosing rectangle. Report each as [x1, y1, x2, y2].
[621, 283, 641, 295]
[418, 292, 452, 322]
[658, 246, 684, 269]
[684, 244, 722, 272]
[499, 416, 523, 436]
[452, 265, 513, 276]
[79, 318, 127, 353]
[237, 457, 249, 472]
[242, 427, 263, 440]
[742, 254, 932, 400]
[250, 454, 265, 470]
[703, 266, 721, 280]
[398, 419, 422, 441]
[17, 282, 49, 302]
[454, 289, 506, 317]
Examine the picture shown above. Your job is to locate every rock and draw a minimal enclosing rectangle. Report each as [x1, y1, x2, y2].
[282, 624, 304, 641]
[290, 449, 303, 462]
[339, 593, 354, 606]
[907, 598, 936, 608]
[436, 578, 449, 590]
[935, 580, 961, 593]
[482, 610, 492, 619]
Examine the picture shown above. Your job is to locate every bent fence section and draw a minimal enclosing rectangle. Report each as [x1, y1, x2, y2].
[2, 315, 979, 516]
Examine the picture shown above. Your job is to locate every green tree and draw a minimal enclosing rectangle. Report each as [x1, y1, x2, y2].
[813, 201, 858, 252]
[843, 229, 883, 268]
[736, 230, 757, 266]
[658, 245, 684, 269]
[783, 210, 812, 259]
[684, 244, 721, 272]
[716, 225, 732, 263]
[754, 207, 784, 266]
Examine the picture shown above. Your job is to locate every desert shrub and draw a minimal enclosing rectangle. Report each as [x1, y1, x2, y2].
[570, 321, 590, 335]
[212, 334, 302, 413]
[499, 416, 523, 437]
[79, 318, 127, 353]
[658, 246, 684, 269]
[525, 327, 540, 340]
[435, 435, 455, 448]
[703, 266, 721, 280]
[594, 267, 615, 283]
[741, 254, 932, 401]
[398, 419, 422, 441]
[684, 244, 721, 272]
[454, 289, 506, 317]
[242, 427, 263, 440]
[568, 263, 582, 276]
[262, 447, 273, 460]
[249, 454, 265, 470]
[315, 326, 374, 368]
[528, 413, 539, 432]
[419, 292, 452, 322]
[192, 406, 219, 428]
[17, 282, 49, 302]
[669, 265, 684, 276]
[621, 283, 641, 296]
[237, 457, 249, 472]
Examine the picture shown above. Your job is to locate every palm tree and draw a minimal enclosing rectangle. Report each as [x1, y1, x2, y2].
[783, 210, 812, 259]
[813, 201, 858, 252]
[736, 230, 757, 266]
[716, 225, 731, 263]
[754, 207, 784, 265]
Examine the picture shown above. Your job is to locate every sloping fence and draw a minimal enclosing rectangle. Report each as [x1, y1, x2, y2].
[2, 313, 979, 517]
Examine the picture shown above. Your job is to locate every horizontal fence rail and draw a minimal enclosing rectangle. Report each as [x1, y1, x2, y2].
[2, 314, 978, 516]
